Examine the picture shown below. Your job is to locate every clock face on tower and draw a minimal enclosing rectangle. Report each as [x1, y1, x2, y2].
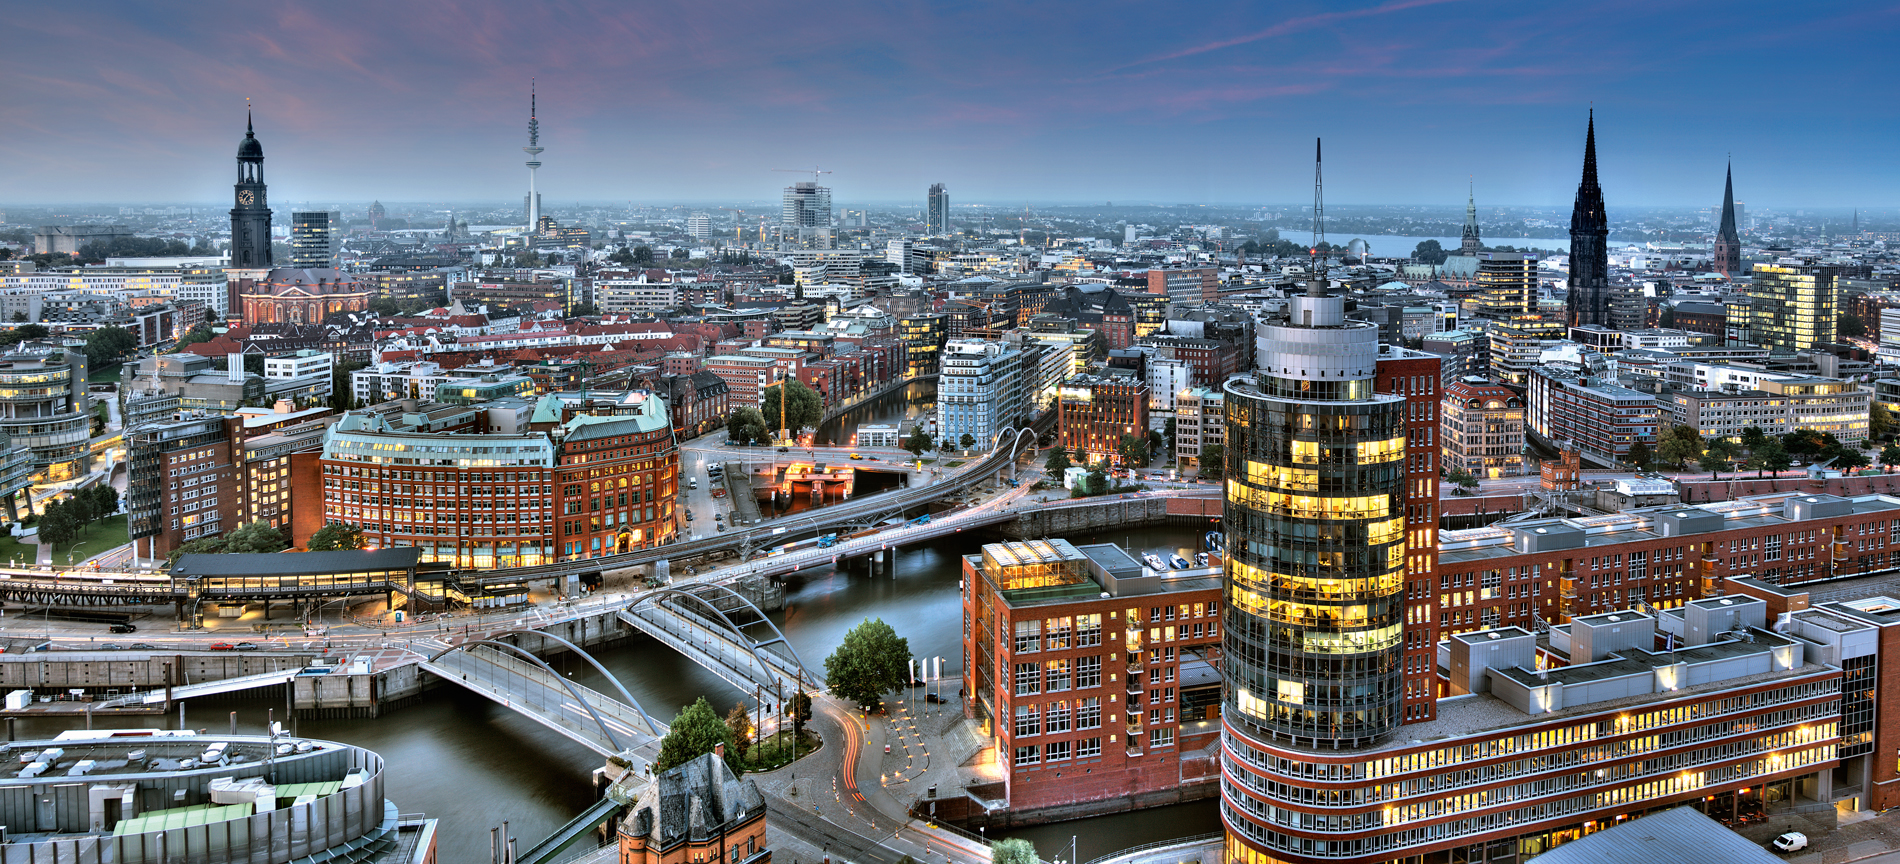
[238, 190, 255, 205]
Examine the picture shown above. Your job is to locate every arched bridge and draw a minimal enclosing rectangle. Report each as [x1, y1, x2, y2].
[417, 631, 666, 763]
[618, 584, 816, 701]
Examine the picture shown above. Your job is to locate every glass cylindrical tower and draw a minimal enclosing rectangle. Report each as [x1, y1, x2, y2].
[1223, 292, 1406, 748]
[1222, 289, 1408, 861]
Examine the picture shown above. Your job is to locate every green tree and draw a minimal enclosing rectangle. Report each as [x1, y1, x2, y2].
[632, 246, 654, 265]
[1783, 428, 1826, 456]
[7, 312, 23, 323]
[991, 839, 1038, 864]
[726, 407, 768, 446]
[1657, 425, 1703, 470]
[671, 247, 691, 260]
[760, 377, 822, 438]
[1747, 438, 1790, 477]
[307, 521, 366, 551]
[1873, 402, 1894, 440]
[824, 618, 912, 711]
[331, 359, 368, 412]
[959, 433, 976, 451]
[904, 428, 934, 456]
[1118, 433, 1148, 468]
[221, 521, 288, 555]
[1698, 440, 1737, 479]
[1412, 239, 1448, 265]
[82, 326, 138, 367]
[787, 691, 813, 757]
[1657, 306, 1678, 329]
[1626, 439, 1652, 470]
[83, 485, 119, 521]
[1199, 443, 1226, 481]
[174, 323, 216, 350]
[1835, 448, 1870, 471]
[608, 246, 637, 267]
[725, 701, 754, 762]
[1163, 417, 1177, 452]
[1740, 426, 1768, 450]
[1044, 446, 1072, 477]
[568, 302, 599, 317]
[1444, 467, 1479, 490]
[654, 696, 741, 775]
[36, 501, 79, 549]
[1881, 443, 1900, 470]
[1839, 313, 1869, 339]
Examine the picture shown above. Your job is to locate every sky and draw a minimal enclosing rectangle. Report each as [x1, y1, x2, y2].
[3, 0, 1897, 209]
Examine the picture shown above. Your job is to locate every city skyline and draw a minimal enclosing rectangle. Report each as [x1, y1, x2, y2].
[3, 1, 1895, 207]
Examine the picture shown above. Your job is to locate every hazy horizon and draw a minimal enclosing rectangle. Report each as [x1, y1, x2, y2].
[4, 1, 1895, 209]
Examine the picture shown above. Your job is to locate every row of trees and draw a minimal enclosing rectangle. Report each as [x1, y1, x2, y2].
[1629, 424, 1887, 477]
[165, 521, 288, 564]
[36, 485, 120, 551]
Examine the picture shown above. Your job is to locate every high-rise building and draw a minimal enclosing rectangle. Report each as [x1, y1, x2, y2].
[289, 211, 336, 269]
[229, 113, 272, 271]
[936, 340, 1024, 448]
[781, 182, 833, 249]
[1475, 251, 1535, 319]
[1459, 183, 1483, 256]
[1745, 260, 1838, 350]
[1222, 271, 1408, 752]
[1714, 163, 1742, 279]
[1441, 377, 1525, 478]
[1564, 110, 1610, 329]
[523, 82, 544, 229]
[687, 213, 712, 241]
[927, 183, 949, 235]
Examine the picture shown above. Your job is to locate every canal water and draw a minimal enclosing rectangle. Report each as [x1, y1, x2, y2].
[24, 521, 1217, 863]
[815, 380, 937, 447]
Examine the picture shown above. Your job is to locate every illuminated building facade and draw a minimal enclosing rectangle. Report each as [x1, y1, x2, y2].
[1056, 374, 1150, 467]
[1745, 261, 1838, 350]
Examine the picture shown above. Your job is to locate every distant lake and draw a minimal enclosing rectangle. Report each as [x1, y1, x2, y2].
[1312, 233, 1572, 255]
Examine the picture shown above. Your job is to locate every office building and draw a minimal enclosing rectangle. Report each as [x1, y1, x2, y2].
[1565, 111, 1610, 329]
[1664, 375, 1869, 444]
[126, 416, 240, 559]
[1527, 365, 1659, 465]
[962, 539, 1223, 823]
[687, 213, 712, 241]
[0, 347, 91, 479]
[1174, 386, 1223, 471]
[781, 182, 833, 249]
[1476, 252, 1535, 319]
[1487, 314, 1564, 386]
[1147, 267, 1218, 306]
[937, 340, 1025, 449]
[898, 314, 947, 378]
[1442, 377, 1525, 478]
[1745, 261, 1837, 350]
[928, 183, 949, 235]
[1056, 373, 1150, 467]
[289, 211, 337, 269]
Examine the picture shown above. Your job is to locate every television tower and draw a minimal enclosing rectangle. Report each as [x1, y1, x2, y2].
[523, 80, 544, 229]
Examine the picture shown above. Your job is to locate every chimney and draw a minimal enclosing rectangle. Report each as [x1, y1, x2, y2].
[713, 743, 724, 759]
[226, 353, 244, 383]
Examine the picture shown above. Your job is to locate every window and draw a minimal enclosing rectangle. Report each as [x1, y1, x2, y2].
[1014, 745, 1039, 766]
[1046, 700, 1071, 733]
[1148, 728, 1174, 748]
[1076, 613, 1103, 647]
[1044, 740, 1071, 762]
[1045, 616, 1073, 650]
[1014, 663, 1040, 696]
[1014, 704, 1040, 736]
[1045, 658, 1071, 692]
[1077, 697, 1101, 729]
[1078, 737, 1102, 758]
[1076, 655, 1102, 688]
[1013, 619, 1041, 652]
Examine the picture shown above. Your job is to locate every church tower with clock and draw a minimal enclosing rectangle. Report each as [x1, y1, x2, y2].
[230, 112, 272, 270]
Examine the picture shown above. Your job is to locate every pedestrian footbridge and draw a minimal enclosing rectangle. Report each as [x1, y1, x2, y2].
[617, 584, 815, 703]
[416, 635, 665, 764]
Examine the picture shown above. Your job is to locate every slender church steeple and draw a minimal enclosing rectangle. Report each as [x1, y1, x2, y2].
[1714, 161, 1741, 279]
[1460, 178, 1482, 256]
[1564, 110, 1610, 329]
[230, 109, 272, 271]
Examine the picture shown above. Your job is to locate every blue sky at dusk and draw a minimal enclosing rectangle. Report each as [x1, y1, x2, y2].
[4, 0, 1895, 208]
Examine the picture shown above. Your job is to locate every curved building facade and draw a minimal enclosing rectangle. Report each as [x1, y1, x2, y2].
[0, 348, 92, 480]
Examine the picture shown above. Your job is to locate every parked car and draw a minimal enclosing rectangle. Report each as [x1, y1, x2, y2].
[109, 623, 136, 634]
[208, 642, 236, 651]
[128, 643, 158, 650]
[233, 642, 261, 651]
[1772, 832, 1808, 853]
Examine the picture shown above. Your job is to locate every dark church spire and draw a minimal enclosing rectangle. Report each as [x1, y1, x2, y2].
[1460, 178, 1482, 256]
[1564, 109, 1610, 329]
[1714, 161, 1741, 279]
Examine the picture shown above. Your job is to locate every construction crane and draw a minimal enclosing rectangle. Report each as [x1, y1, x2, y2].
[773, 167, 832, 183]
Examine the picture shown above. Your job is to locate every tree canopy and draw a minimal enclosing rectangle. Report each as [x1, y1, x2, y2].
[991, 839, 1038, 864]
[1198, 444, 1226, 480]
[1412, 239, 1450, 265]
[904, 428, 934, 456]
[727, 407, 768, 446]
[166, 520, 288, 564]
[824, 618, 912, 711]
[761, 377, 822, 438]
[1045, 446, 1072, 477]
[654, 696, 742, 775]
[306, 521, 366, 552]
[81, 326, 138, 367]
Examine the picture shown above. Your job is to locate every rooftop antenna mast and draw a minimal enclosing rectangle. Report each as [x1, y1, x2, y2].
[1309, 137, 1326, 297]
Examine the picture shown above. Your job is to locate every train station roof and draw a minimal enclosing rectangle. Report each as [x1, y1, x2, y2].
[171, 548, 423, 578]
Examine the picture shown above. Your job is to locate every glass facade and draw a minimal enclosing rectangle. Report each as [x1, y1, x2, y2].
[1225, 293, 1407, 750]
